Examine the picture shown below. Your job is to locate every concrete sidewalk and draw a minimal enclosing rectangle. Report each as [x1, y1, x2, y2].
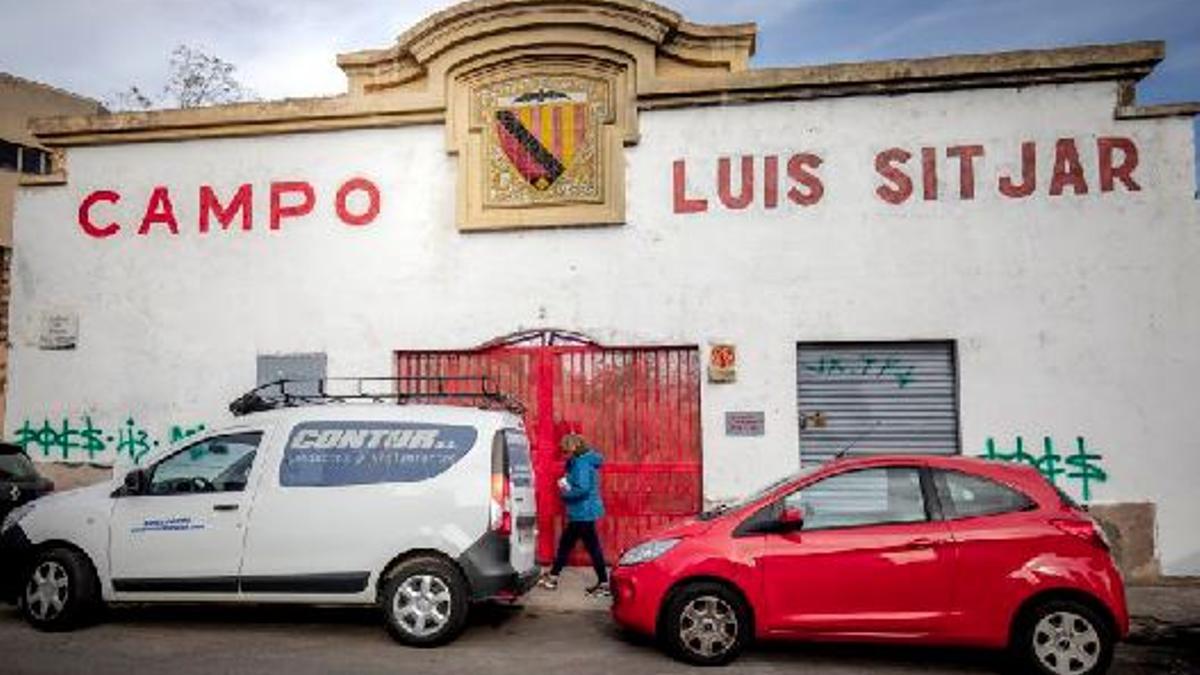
[534, 569, 1200, 645]
[1127, 585, 1200, 645]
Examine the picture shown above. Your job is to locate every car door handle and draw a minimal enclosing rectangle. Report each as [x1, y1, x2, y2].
[903, 538, 936, 550]
[213, 504, 239, 512]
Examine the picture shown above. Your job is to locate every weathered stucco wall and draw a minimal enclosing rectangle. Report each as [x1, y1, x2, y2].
[7, 80, 1199, 574]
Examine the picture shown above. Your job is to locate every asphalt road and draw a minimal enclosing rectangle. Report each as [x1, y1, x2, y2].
[1, 594, 1197, 675]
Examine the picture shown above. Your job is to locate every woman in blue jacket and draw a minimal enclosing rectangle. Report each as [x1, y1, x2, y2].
[539, 434, 608, 595]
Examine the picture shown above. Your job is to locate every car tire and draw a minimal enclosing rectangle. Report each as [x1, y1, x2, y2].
[18, 547, 101, 632]
[1012, 599, 1115, 675]
[659, 581, 752, 666]
[380, 556, 471, 647]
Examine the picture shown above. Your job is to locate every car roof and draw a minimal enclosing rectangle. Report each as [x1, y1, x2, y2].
[235, 403, 523, 428]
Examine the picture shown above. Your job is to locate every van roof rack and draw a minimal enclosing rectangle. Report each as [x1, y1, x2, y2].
[229, 376, 526, 417]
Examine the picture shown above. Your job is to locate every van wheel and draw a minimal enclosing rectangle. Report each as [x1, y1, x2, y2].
[660, 581, 751, 666]
[19, 547, 101, 632]
[380, 556, 470, 647]
[1013, 599, 1114, 675]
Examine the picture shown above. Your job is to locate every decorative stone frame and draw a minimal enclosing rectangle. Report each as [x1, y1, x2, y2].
[447, 49, 640, 230]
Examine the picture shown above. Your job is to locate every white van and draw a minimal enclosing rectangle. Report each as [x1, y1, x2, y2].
[0, 400, 538, 646]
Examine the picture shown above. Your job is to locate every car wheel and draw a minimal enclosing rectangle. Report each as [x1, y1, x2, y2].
[1014, 599, 1115, 675]
[19, 547, 101, 631]
[660, 581, 751, 666]
[380, 556, 470, 647]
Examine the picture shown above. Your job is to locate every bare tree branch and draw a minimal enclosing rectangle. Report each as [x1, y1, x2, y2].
[106, 44, 256, 111]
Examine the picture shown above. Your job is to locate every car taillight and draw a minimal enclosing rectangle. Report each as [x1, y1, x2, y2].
[1052, 518, 1110, 551]
[490, 471, 512, 536]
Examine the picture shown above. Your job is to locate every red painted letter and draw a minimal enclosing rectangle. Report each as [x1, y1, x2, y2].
[78, 190, 121, 239]
[875, 148, 913, 205]
[921, 147, 938, 201]
[1098, 137, 1140, 192]
[999, 141, 1037, 198]
[1049, 138, 1088, 196]
[199, 184, 253, 233]
[138, 186, 179, 235]
[947, 144, 985, 200]
[717, 156, 754, 210]
[270, 181, 315, 230]
[787, 153, 824, 206]
[764, 155, 779, 209]
[336, 178, 381, 226]
[672, 160, 708, 214]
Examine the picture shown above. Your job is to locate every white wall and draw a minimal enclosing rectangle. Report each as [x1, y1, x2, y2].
[8, 81, 1200, 573]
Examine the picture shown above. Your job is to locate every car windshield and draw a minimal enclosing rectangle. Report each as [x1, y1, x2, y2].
[0, 451, 38, 481]
[696, 466, 819, 520]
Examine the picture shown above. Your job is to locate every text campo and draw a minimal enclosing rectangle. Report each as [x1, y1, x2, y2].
[77, 177, 382, 239]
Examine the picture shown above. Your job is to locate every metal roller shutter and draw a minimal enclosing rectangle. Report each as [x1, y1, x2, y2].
[797, 341, 959, 466]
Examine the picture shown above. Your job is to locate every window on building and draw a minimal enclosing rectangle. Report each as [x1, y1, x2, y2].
[0, 141, 18, 171]
[782, 466, 927, 530]
[256, 352, 328, 398]
[19, 147, 49, 175]
[933, 470, 1035, 519]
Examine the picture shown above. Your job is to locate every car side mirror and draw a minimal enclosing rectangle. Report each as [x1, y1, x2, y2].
[778, 505, 805, 531]
[122, 468, 149, 496]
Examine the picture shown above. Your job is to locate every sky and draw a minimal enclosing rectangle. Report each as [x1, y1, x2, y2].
[1, 0, 1197, 176]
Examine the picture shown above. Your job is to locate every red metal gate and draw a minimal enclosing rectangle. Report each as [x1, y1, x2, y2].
[395, 330, 702, 564]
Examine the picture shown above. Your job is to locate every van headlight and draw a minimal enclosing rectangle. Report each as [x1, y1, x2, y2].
[618, 538, 681, 566]
[1, 502, 35, 533]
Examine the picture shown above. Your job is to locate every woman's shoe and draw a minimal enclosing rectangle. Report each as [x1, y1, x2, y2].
[537, 574, 559, 590]
[586, 581, 610, 598]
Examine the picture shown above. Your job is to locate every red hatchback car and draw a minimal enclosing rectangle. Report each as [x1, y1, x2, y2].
[610, 455, 1127, 673]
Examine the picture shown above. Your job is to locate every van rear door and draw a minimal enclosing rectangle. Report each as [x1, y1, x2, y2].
[502, 429, 537, 575]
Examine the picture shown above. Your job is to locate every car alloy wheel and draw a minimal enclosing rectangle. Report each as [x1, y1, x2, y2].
[678, 595, 739, 660]
[24, 560, 70, 622]
[1031, 610, 1102, 675]
[393, 573, 453, 638]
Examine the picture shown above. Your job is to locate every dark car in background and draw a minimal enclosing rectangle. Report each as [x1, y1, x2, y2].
[0, 444, 54, 522]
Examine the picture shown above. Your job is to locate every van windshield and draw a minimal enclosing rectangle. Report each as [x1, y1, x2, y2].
[0, 451, 37, 481]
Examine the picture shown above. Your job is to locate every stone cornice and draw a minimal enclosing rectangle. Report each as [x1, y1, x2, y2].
[24, 1, 1182, 149]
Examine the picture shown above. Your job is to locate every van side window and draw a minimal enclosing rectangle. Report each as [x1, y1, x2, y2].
[933, 470, 1035, 519]
[782, 467, 927, 530]
[149, 432, 262, 495]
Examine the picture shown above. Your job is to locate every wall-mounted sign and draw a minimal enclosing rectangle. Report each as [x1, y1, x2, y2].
[708, 343, 737, 383]
[38, 312, 78, 350]
[725, 411, 765, 437]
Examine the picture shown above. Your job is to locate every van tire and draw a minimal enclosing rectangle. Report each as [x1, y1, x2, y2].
[18, 547, 101, 632]
[659, 581, 752, 666]
[380, 556, 470, 647]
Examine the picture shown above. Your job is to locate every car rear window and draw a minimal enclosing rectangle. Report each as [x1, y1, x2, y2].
[933, 469, 1036, 519]
[280, 421, 478, 487]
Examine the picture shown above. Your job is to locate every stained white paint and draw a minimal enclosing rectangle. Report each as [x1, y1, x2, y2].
[8, 81, 1200, 573]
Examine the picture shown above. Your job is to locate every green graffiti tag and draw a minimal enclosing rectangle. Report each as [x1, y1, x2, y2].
[169, 423, 208, 444]
[801, 355, 915, 388]
[12, 417, 208, 465]
[980, 435, 1108, 502]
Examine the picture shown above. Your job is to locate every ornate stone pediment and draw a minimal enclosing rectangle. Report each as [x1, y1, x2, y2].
[338, 0, 756, 231]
